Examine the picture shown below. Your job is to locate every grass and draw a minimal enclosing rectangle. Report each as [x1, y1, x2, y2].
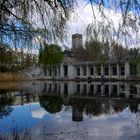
[0, 82, 22, 89]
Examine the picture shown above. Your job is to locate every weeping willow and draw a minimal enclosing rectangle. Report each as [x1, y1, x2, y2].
[0, 0, 140, 48]
[0, 0, 75, 48]
[86, 0, 140, 47]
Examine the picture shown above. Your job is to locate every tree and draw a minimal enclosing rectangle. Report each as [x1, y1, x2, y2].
[85, 39, 103, 61]
[86, 0, 140, 46]
[110, 43, 127, 63]
[129, 48, 140, 75]
[39, 43, 63, 66]
[0, 43, 14, 72]
[85, 39, 110, 64]
[39, 43, 63, 76]
[0, 43, 14, 65]
[24, 53, 32, 68]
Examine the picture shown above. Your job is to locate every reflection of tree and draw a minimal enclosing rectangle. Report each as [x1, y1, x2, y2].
[129, 100, 140, 113]
[21, 91, 36, 104]
[39, 95, 63, 114]
[0, 89, 15, 119]
[71, 98, 140, 117]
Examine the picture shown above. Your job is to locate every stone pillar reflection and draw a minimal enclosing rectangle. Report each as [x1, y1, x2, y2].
[125, 83, 130, 98]
[94, 65, 97, 78]
[101, 65, 104, 76]
[101, 85, 104, 95]
[94, 84, 97, 95]
[109, 84, 112, 97]
[87, 65, 89, 77]
[80, 66, 83, 77]
[109, 64, 112, 79]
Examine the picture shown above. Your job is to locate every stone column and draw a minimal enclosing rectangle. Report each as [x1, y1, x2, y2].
[117, 64, 120, 78]
[94, 65, 96, 78]
[57, 66, 60, 77]
[60, 65, 64, 77]
[125, 62, 130, 78]
[80, 66, 83, 77]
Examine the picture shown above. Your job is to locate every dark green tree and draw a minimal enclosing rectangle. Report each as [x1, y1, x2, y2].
[39, 43, 63, 76]
[111, 42, 127, 63]
[39, 95, 64, 114]
[0, 43, 14, 72]
[85, 39, 110, 64]
[39, 43, 63, 66]
[129, 48, 140, 75]
[24, 53, 32, 68]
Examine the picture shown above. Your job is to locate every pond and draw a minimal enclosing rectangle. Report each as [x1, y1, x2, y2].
[0, 81, 140, 140]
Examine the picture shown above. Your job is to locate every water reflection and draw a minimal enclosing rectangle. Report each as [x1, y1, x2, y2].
[0, 89, 15, 119]
[71, 98, 140, 120]
[21, 81, 140, 98]
[0, 81, 140, 140]
[39, 95, 64, 114]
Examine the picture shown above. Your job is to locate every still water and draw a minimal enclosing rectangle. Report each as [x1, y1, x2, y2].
[0, 81, 140, 140]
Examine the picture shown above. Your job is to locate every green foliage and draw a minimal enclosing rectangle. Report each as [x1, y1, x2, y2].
[129, 48, 140, 74]
[130, 48, 140, 64]
[85, 39, 103, 61]
[22, 53, 32, 68]
[85, 39, 110, 64]
[0, 43, 15, 72]
[111, 43, 127, 63]
[39, 43, 63, 66]
[0, 43, 14, 65]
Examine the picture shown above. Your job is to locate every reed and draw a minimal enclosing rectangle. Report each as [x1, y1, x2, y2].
[0, 72, 29, 82]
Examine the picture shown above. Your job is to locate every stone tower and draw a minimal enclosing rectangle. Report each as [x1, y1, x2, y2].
[72, 34, 83, 50]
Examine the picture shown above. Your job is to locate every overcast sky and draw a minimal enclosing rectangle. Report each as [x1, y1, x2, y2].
[64, 0, 94, 48]
[64, 0, 120, 49]
[63, 0, 140, 49]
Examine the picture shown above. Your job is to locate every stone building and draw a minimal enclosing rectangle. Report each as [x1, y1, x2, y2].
[44, 33, 135, 81]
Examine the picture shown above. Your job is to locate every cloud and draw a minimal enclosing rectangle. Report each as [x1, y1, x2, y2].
[66, 0, 140, 48]
[31, 108, 47, 119]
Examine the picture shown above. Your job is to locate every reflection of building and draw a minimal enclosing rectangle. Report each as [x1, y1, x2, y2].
[72, 106, 83, 122]
[43, 34, 134, 81]
[27, 81, 140, 99]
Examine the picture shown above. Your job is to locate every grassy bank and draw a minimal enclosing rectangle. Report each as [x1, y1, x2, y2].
[0, 81, 22, 89]
[0, 72, 29, 82]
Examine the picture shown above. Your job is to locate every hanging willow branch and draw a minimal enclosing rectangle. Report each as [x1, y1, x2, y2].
[0, 0, 75, 44]
[86, 0, 140, 47]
